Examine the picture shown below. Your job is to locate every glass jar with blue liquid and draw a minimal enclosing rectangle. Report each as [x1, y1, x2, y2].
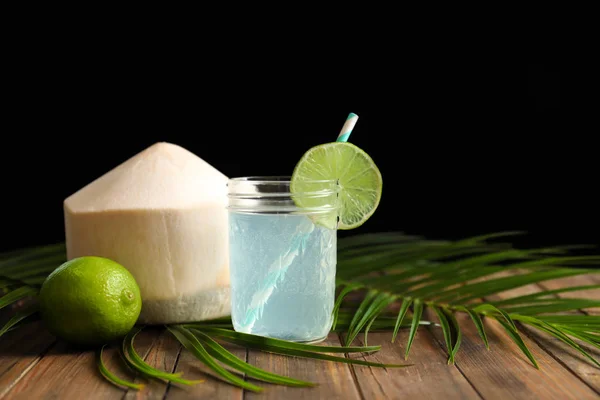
[227, 177, 339, 343]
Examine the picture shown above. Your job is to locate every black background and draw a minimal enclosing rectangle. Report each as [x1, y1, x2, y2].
[1, 60, 596, 252]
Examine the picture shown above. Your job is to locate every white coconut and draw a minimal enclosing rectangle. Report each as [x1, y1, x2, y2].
[63, 142, 230, 324]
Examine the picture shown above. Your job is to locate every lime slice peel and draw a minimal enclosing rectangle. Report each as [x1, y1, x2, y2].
[291, 141, 382, 230]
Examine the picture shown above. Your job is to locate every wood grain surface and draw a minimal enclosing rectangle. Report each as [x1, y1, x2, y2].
[1, 274, 599, 399]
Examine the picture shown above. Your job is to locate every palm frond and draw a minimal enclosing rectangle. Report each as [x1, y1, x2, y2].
[514, 315, 600, 368]
[120, 327, 202, 386]
[334, 232, 600, 368]
[391, 298, 412, 343]
[433, 306, 462, 364]
[345, 290, 397, 346]
[0, 306, 38, 337]
[445, 308, 462, 362]
[0, 245, 65, 335]
[495, 316, 539, 369]
[405, 299, 424, 359]
[188, 325, 409, 368]
[93, 317, 413, 393]
[1, 286, 37, 309]
[460, 306, 489, 349]
[97, 345, 144, 390]
[168, 325, 264, 392]
[193, 330, 316, 387]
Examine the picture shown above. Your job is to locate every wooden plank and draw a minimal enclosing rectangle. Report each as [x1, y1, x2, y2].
[244, 332, 360, 400]
[123, 328, 181, 400]
[166, 337, 244, 400]
[347, 330, 482, 399]
[518, 325, 600, 393]
[529, 275, 600, 393]
[3, 326, 159, 399]
[488, 273, 600, 394]
[0, 321, 55, 397]
[425, 308, 599, 399]
[0, 275, 596, 399]
[423, 271, 600, 398]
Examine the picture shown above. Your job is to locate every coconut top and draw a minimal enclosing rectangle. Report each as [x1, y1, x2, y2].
[65, 142, 229, 212]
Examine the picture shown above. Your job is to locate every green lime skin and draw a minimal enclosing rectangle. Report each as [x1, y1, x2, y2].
[38, 256, 142, 347]
[291, 142, 383, 230]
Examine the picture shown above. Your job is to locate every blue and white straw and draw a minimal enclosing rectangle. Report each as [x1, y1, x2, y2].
[240, 112, 360, 335]
[336, 113, 359, 142]
[238, 219, 315, 334]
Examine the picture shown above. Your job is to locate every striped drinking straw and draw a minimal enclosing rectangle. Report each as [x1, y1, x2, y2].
[238, 112, 360, 336]
[336, 112, 359, 142]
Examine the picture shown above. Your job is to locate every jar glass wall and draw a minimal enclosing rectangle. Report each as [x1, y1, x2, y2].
[227, 176, 339, 343]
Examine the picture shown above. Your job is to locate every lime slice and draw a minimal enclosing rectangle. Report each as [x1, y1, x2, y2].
[291, 142, 382, 230]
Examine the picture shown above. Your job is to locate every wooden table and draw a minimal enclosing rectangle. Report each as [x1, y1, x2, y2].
[1, 275, 599, 399]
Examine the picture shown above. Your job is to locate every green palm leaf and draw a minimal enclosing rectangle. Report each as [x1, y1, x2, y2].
[0, 286, 39, 310]
[515, 315, 600, 368]
[405, 299, 424, 359]
[0, 306, 38, 338]
[472, 304, 517, 330]
[494, 317, 539, 369]
[97, 345, 144, 390]
[560, 329, 600, 350]
[120, 328, 201, 385]
[445, 309, 462, 362]
[432, 306, 452, 360]
[433, 306, 462, 364]
[193, 330, 316, 387]
[333, 232, 600, 368]
[189, 325, 381, 354]
[189, 326, 409, 368]
[461, 307, 489, 349]
[331, 283, 363, 330]
[391, 298, 412, 343]
[168, 325, 264, 392]
[345, 291, 396, 346]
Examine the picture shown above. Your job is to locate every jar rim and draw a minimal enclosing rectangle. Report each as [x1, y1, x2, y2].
[227, 175, 339, 214]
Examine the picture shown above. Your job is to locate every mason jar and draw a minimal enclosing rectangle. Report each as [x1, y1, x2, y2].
[227, 176, 339, 343]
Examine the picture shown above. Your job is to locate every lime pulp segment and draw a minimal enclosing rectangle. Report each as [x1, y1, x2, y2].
[290, 142, 382, 230]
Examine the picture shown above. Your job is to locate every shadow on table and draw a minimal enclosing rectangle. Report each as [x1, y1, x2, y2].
[0, 320, 58, 356]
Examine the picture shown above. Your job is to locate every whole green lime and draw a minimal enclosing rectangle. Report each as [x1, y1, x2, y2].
[38, 256, 142, 347]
